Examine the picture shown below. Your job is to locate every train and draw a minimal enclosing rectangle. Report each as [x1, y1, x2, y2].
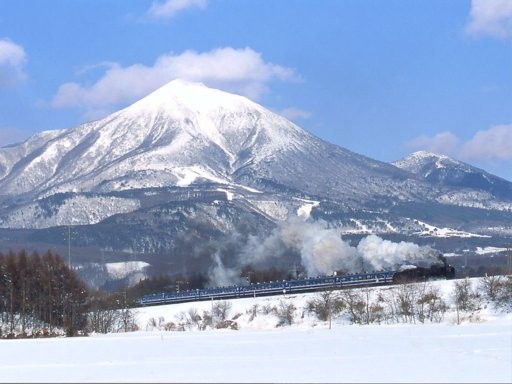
[137, 257, 455, 307]
[392, 258, 456, 283]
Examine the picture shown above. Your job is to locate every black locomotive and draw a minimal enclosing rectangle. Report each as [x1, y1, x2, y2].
[392, 254, 456, 283]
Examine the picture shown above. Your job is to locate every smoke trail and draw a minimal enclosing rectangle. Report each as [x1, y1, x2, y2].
[238, 217, 441, 277]
[207, 252, 244, 288]
[357, 234, 439, 271]
[296, 221, 360, 276]
[205, 216, 443, 286]
[239, 217, 360, 277]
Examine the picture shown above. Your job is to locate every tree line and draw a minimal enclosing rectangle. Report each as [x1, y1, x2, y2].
[0, 249, 88, 337]
[0, 249, 140, 338]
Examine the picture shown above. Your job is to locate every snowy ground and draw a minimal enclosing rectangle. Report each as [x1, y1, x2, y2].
[0, 278, 511, 383]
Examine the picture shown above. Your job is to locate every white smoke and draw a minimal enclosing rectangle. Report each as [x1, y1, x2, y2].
[296, 221, 360, 276]
[357, 234, 438, 272]
[207, 252, 244, 288]
[238, 217, 440, 278]
[205, 217, 442, 286]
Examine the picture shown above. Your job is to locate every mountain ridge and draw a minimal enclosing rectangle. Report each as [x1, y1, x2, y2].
[393, 150, 512, 200]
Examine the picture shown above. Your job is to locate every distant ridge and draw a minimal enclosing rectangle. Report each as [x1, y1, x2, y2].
[393, 151, 512, 200]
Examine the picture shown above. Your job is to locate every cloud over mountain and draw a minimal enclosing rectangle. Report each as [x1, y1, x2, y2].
[405, 125, 512, 179]
[0, 38, 27, 86]
[51, 47, 299, 119]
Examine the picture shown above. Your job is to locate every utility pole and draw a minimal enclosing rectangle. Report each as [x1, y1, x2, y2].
[506, 245, 511, 274]
[328, 293, 332, 330]
[67, 225, 71, 269]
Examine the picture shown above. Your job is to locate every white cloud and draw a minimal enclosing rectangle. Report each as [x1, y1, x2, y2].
[147, 0, 207, 19]
[0, 38, 27, 86]
[406, 124, 512, 161]
[51, 47, 300, 117]
[279, 107, 312, 121]
[466, 0, 512, 38]
[460, 124, 512, 160]
[405, 131, 461, 156]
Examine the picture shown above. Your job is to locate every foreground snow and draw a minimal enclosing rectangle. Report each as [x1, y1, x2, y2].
[0, 278, 511, 383]
[1, 319, 510, 383]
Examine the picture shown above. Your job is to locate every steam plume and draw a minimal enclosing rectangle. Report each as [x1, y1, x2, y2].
[204, 217, 442, 286]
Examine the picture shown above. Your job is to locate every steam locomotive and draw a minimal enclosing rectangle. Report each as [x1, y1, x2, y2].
[392, 254, 456, 283]
[137, 256, 455, 307]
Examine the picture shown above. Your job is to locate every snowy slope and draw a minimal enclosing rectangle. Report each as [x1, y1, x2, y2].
[393, 151, 512, 200]
[0, 80, 314, 197]
[0, 80, 432, 209]
[0, 277, 510, 383]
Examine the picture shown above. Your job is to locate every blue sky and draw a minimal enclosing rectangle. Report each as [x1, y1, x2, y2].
[1, 0, 511, 180]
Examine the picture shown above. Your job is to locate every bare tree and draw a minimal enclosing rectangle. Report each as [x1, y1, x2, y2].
[212, 301, 232, 323]
[307, 290, 345, 328]
[416, 282, 448, 323]
[339, 288, 366, 324]
[497, 276, 512, 305]
[386, 283, 420, 324]
[480, 274, 512, 308]
[480, 275, 503, 301]
[246, 304, 259, 322]
[340, 288, 386, 325]
[260, 303, 276, 315]
[175, 308, 203, 331]
[201, 310, 213, 330]
[275, 300, 296, 327]
[453, 278, 481, 324]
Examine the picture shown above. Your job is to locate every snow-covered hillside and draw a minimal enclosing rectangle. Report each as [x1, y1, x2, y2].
[393, 151, 512, 201]
[0, 194, 140, 228]
[1, 277, 510, 383]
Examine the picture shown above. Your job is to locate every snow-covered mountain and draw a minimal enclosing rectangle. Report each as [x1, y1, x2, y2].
[393, 151, 512, 200]
[0, 79, 427, 203]
[0, 79, 439, 232]
[0, 80, 510, 284]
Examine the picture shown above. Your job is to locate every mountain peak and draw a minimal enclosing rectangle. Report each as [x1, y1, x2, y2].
[393, 151, 512, 199]
[393, 151, 460, 174]
[122, 78, 261, 119]
[143, 79, 209, 101]
[0, 78, 312, 197]
[403, 150, 451, 162]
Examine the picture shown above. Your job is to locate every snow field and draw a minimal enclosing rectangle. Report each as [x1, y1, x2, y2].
[0, 277, 510, 383]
